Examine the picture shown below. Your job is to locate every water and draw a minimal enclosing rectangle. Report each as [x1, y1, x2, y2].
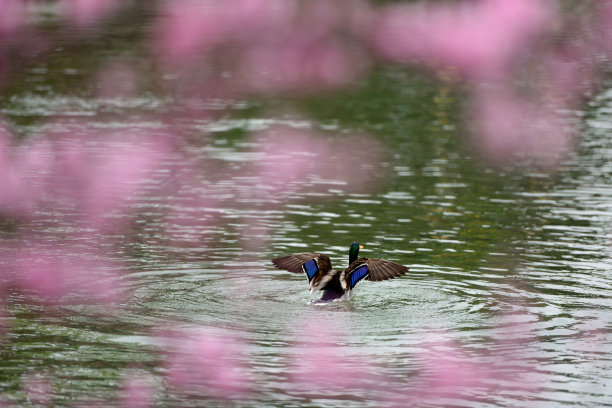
[1, 16, 612, 408]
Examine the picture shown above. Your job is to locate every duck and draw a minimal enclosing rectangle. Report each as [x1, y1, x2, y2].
[271, 242, 408, 302]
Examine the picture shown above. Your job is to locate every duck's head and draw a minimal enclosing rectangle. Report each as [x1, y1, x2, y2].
[349, 241, 363, 264]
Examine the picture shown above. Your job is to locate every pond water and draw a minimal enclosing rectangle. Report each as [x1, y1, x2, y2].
[1, 14, 612, 408]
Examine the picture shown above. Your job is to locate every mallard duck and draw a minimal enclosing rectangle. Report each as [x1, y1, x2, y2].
[271, 242, 408, 302]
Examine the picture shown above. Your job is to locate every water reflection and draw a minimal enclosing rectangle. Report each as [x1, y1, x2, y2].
[1, 74, 612, 408]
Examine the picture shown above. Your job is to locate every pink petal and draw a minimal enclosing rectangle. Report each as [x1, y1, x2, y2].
[469, 86, 575, 168]
[163, 327, 251, 399]
[288, 319, 373, 391]
[61, 0, 121, 26]
[22, 373, 53, 407]
[0, 0, 26, 34]
[120, 372, 155, 408]
[372, 0, 553, 80]
[12, 238, 125, 305]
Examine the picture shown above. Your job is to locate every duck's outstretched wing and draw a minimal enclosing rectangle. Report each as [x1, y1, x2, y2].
[365, 258, 409, 282]
[271, 253, 333, 289]
[271, 253, 319, 273]
[342, 258, 408, 290]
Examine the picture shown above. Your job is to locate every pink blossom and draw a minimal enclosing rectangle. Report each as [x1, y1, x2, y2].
[22, 372, 53, 406]
[35, 127, 171, 231]
[155, 0, 231, 61]
[155, 0, 293, 62]
[0, 126, 171, 305]
[0, 123, 53, 219]
[540, 44, 599, 108]
[0, 124, 164, 306]
[120, 372, 156, 408]
[250, 126, 384, 196]
[11, 237, 124, 305]
[288, 319, 375, 393]
[60, 0, 121, 26]
[95, 61, 141, 99]
[151, 125, 383, 252]
[290, 338, 372, 391]
[155, 0, 369, 94]
[163, 327, 251, 399]
[238, 35, 366, 94]
[1, 122, 170, 225]
[0, 124, 20, 215]
[403, 340, 490, 405]
[250, 126, 334, 191]
[69, 137, 167, 231]
[158, 167, 220, 247]
[469, 86, 575, 168]
[383, 312, 548, 406]
[0, 304, 6, 339]
[0, 0, 26, 34]
[594, 0, 612, 59]
[232, 126, 383, 250]
[372, 0, 553, 80]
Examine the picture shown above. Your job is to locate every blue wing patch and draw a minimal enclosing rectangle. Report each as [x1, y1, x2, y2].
[302, 259, 318, 281]
[349, 265, 369, 289]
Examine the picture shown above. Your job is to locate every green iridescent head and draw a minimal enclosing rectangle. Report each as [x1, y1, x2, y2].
[349, 241, 362, 264]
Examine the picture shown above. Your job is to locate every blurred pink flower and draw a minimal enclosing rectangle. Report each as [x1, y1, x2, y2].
[405, 340, 489, 405]
[250, 126, 334, 192]
[231, 125, 384, 250]
[0, 303, 6, 339]
[594, 0, 612, 58]
[0, 121, 177, 306]
[0, 123, 18, 212]
[0, 0, 26, 34]
[384, 311, 547, 406]
[155, 0, 293, 62]
[155, 0, 369, 94]
[469, 86, 575, 168]
[60, 0, 121, 26]
[22, 372, 53, 406]
[372, 0, 553, 80]
[95, 61, 141, 99]
[158, 167, 220, 247]
[11, 237, 124, 305]
[250, 125, 384, 196]
[0, 122, 53, 219]
[541, 44, 599, 109]
[289, 338, 372, 391]
[238, 35, 365, 94]
[68, 139, 167, 231]
[1, 122, 171, 225]
[163, 327, 251, 399]
[120, 371, 156, 408]
[155, 0, 227, 61]
[149, 125, 384, 252]
[35, 127, 171, 231]
[288, 319, 375, 393]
